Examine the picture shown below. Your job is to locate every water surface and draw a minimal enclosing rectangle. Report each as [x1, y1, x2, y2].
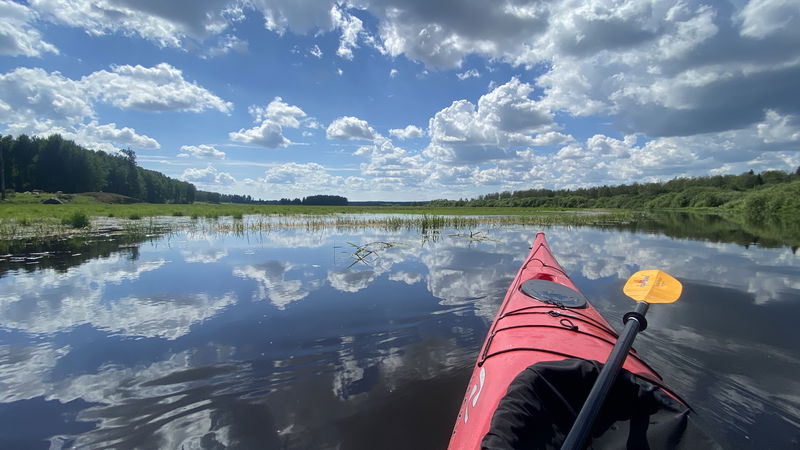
[0, 223, 798, 448]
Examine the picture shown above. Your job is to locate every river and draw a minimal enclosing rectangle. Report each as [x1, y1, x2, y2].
[0, 217, 798, 448]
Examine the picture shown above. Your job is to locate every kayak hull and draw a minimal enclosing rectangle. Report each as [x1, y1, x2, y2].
[447, 232, 662, 449]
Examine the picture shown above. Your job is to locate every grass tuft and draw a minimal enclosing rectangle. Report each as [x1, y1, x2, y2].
[62, 211, 90, 228]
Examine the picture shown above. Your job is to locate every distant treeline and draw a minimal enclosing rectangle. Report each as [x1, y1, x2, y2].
[1, 134, 195, 203]
[278, 195, 348, 205]
[195, 191, 268, 204]
[429, 169, 800, 222]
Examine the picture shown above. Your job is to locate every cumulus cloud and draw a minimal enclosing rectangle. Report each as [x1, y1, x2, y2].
[310, 44, 323, 58]
[181, 165, 236, 186]
[355, 135, 429, 189]
[388, 124, 424, 140]
[29, 0, 237, 47]
[425, 77, 554, 164]
[179, 144, 226, 159]
[84, 63, 232, 113]
[326, 116, 376, 140]
[229, 120, 290, 148]
[257, 161, 370, 198]
[757, 110, 800, 144]
[11, 0, 800, 196]
[0, 0, 58, 57]
[70, 121, 160, 150]
[0, 63, 230, 151]
[0, 67, 93, 127]
[229, 97, 307, 148]
[262, 162, 340, 186]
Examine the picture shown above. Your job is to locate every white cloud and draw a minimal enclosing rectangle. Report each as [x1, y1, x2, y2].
[327, 269, 375, 293]
[29, 0, 237, 47]
[181, 165, 236, 186]
[738, 0, 800, 40]
[389, 68, 398, 78]
[356, 136, 429, 188]
[229, 97, 306, 148]
[205, 34, 248, 58]
[262, 162, 342, 186]
[84, 63, 232, 113]
[757, 110, 800, 144]
[330, 4, 363, 60]
[530, 131, 576, 147]
[70, 121, 160, 150]
[0, 253, 237, 339]
[251, 96, 306, 127]
[326, 116, 376, 140]
[0, 0, 58, 57]
[234, 261, 321, 309]
[425, 77, 554, 164]
[0, 67, 91, 126]
[229, 120, 290, 148]
[388, 124, 424, 140]
[456, 68, 480, 80]
[0, 63, 231, 152]
[310, 44, 323, 58]
[179, 144, 226, 159]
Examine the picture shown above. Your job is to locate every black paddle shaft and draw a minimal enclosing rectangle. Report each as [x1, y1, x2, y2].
[561, 301, 650, 450]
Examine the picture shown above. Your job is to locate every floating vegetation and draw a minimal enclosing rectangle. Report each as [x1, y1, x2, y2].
[341, 241, 399, 267]
[448, 230, 496, 243]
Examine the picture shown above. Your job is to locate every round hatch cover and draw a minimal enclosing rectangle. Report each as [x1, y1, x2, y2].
[520, 279, 587, 308]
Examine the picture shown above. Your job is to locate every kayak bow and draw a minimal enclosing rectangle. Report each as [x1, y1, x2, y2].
[448, 232, 681, 449]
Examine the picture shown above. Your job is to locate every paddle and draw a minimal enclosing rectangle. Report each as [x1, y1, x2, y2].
[560, 270, 683, 450]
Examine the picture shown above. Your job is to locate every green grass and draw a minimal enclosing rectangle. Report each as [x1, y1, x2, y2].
[2, 191, 799, 248]
[0, 192, 608, 221]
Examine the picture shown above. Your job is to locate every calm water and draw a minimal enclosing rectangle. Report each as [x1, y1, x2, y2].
[0, 222, 798, 449]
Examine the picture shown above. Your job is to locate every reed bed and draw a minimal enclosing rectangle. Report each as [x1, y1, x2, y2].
[0, 211, 643, 251]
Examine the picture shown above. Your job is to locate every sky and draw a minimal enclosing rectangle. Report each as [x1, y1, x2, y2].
[0, 0, 799, 201]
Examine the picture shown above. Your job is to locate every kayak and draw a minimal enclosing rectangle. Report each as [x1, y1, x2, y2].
[448, 232, 712, 449]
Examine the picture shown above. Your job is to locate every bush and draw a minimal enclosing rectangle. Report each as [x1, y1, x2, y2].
[128, 214, 141, 220]
[63, 211, 90, 228]
[742, 182, 800, 223]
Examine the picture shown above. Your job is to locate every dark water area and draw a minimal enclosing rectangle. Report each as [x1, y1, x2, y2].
[0, 222, 798, 449]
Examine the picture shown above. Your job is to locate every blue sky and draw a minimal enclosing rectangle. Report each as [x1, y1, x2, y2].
[1, 0, 799, 201]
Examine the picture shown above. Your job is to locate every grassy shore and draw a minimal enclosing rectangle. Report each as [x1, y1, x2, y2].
[0, 192, 642, 241]
[2, 193, 798, 250]
[0, 192, 605, 220]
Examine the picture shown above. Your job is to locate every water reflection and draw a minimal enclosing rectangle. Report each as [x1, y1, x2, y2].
[0, 224, 798, 448]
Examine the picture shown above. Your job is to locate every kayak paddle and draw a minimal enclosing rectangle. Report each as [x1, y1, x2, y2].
[560, 270, 683, 450]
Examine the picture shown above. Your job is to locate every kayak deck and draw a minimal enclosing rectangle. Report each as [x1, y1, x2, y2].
[448, 232, 663, 449]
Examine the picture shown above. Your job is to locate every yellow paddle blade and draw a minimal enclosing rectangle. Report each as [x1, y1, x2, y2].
[623, 270, 682, 303]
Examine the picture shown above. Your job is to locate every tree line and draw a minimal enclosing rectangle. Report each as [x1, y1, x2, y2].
[0, 134, 196, 203]
[428, 169, 800, 210]
[278, 195, 348, 205]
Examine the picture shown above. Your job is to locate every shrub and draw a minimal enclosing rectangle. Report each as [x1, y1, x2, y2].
[63, 211, 90, 228]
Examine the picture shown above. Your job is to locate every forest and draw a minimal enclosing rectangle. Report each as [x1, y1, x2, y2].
[429, 169, 800, 222]
[1, 134, 195, 203]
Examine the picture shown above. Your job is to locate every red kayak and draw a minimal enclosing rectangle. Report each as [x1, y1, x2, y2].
[448, 232, 710, 449]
